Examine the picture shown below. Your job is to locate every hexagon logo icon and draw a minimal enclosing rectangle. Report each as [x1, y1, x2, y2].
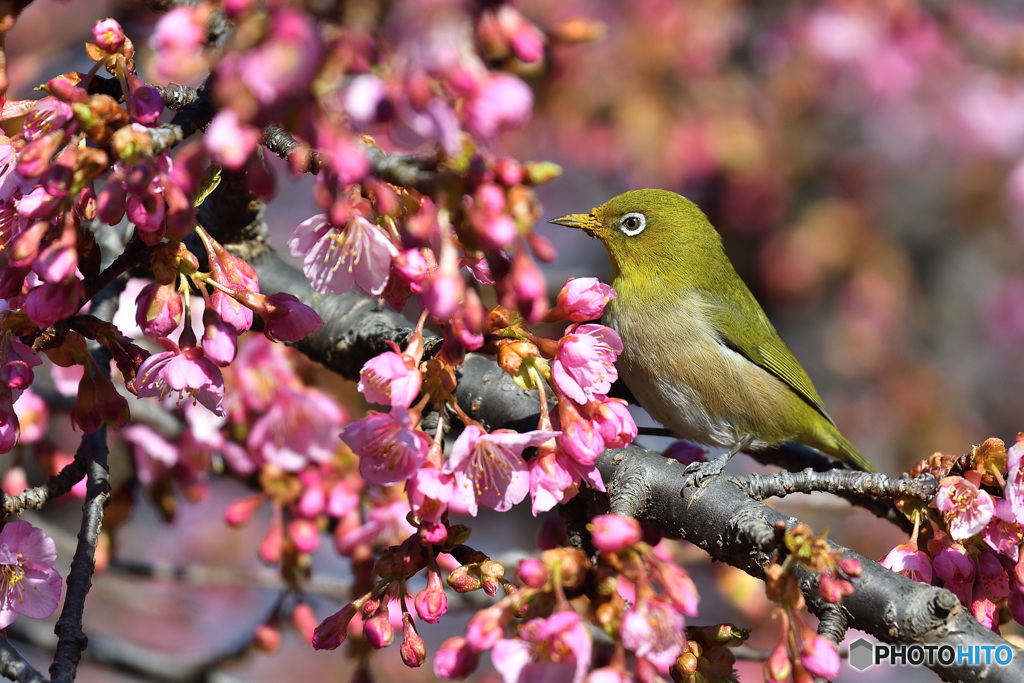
[849, 638, 874, 671]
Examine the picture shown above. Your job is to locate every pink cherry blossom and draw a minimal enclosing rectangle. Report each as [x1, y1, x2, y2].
[0, 521, 62, 629]
[552, 324, 623, 405]
[800, 635, 840, 680]
[444, 425, 558, 516]
[590, 513, 642, 553]
[880, 543, 933, 583]
[406, 466, 454, 524]
[340, 408, 430, 486]
[1006, 438, 1024, 523]
[358, 350, 421, 408]
[205, 109, 261, 170]
[982, 499, 1024, 561]
[589, 397, 637, 449]
[248, 386, 347, 471]
[434, 636, 480, 679]
[288, 213, 398, 296]
[549, 277, 617, 322]
[13, 389, 48, 445]
[150, 7, 207, 82]
[136, 337, 225, 416]
[260, 293, 323, 342]
[933, 473, 995, 540]
[932, 538, 976, 586]
[528, 448, 604, 515]
[92, 18, 126, 52]
[491, 611, 591, 683]
[463, 72, 534, 142]
[620, 594, 686, 671]
[238, 8, 322, 105]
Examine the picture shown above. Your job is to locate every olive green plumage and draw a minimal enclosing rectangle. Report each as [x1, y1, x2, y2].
[550, 189, 876, 473]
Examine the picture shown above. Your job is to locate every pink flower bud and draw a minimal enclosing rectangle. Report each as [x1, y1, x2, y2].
[298, 484, 326, 518]
[464, 605, 504, 651]
[130, 86, 164, 125]
[253, 624, 281, 654]
[433, 636, 480, 679]
[800, 635, 839, 679]
[224, 494, 264, 526]
[549, 277, 616, 322]
[260, 293, 323, 342]
[590, 397, 637, 449]
[288, 517, 320, 553]
[590, 513, 642, 553]
[517, 558, 549, 588]
[1, 466, 28, 496]
[313, 602, 358, 650]
[505, 249, 546, 323]
[97, 179, 127, 225]
[493, 157, 523, 186]
[1, 361, 34, 390]
[415, 568, 449, 623]
[364, 605, 394, 648]
[202, 308, 238, 366]
[400, 614, 426, 668]
[92, 18, 126, 53]
[766, 640, 791, 682]
[135, 282, 184, 338]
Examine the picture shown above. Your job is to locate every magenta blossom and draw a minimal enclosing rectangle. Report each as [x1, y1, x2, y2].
[528, 448, 604, 515]
[288, 213, 398, 297]
[982, 498, 1024, 561]
[552, 324, 623, 405]
[590, 513, 642, 553]
[260, 293, 323, 342]
[247, 385, 347, 471]
[800, 635, 840, 680]
[92, 18, 126, 53]
[358, 350, 421, 408]
[548, 277, 617, 322]
[933, 473, 995, 540]
[444, 425, 558, 516]
[880, 542, 933, 583]
[491, 611, 591, 683]
[0, 521, 62, 629]
[340, 408, 430, 486]
[136, 337, 225, 416]
[150, 7, 207, 82]
[619, 594, 686, 672]
[205, 109, 261, 170]
[463, 72, 534, 142]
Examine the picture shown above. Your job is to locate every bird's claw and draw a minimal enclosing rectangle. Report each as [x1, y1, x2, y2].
[679, 436, 754, 494]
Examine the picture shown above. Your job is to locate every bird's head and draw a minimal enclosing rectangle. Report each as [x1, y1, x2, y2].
[549, 189, 720, 284]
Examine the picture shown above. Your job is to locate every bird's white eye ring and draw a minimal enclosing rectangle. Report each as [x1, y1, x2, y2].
[620, 212, 646, 236]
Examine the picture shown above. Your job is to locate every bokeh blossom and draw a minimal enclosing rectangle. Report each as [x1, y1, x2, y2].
[288, 213, 398, 297]
[0, 521, 62, 629]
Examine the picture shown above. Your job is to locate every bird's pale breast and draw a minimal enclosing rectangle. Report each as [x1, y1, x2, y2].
[604, 289, 795, 449]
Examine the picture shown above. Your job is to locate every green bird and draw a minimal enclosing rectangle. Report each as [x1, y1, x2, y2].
[550, 189, 876, 473]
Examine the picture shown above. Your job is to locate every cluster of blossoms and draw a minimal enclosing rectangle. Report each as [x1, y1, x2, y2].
[762, 524, 863, 682]
[337, 276, 634, 535]
[881, 437, 1024, 632]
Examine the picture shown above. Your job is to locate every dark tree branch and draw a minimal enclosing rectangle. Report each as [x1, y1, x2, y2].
[0, 636, 45, 683]
[48, 426, 109, 683]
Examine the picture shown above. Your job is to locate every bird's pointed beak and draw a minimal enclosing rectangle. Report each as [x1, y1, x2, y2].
[548, 212, 602, 237]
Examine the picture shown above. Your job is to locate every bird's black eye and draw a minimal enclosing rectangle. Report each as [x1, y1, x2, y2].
[620, 212, 646, 236]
